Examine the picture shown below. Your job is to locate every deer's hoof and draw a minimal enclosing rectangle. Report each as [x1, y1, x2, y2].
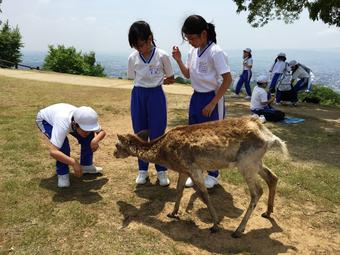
[261, 212, 271, 219]
[167, 213, 180, 220]
[210, 225, 219, 233]
[231, 230, 242, 238]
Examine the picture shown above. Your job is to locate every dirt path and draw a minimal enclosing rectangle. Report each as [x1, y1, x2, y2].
[0, 68, 193, 95]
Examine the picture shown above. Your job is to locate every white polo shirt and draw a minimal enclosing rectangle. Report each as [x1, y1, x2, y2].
[250, 86, 268, 110]
[186, 42, 231, 92]
[243, 57, 253, 71]
[127, 47, 174, 88]
[292, 66, 310, 80]
[36, 103, 76, 148]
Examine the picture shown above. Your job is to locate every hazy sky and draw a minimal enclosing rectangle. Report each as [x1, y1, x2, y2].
[2, 0, 340, 54]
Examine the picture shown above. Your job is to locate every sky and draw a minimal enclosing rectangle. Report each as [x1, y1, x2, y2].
[2, 0, 340, 55]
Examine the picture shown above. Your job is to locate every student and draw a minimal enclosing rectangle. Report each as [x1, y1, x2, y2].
[233, 48, 253, 99]
[250, 75, 285, 122]
[269, 53, 288, 93]
[128, 20, 174, 186]
[36, 103, 106, 188]
[289, 60, 311, 104]
[172, 15, 232, 188]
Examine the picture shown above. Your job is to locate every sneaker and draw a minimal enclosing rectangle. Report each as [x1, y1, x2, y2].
[204, 175, 218, 189]
[231, 93, 240, 98]
[157, 171, 170, 186]
[259, 115, 266, 123]
[57, 173, 70, 188]
[244, 96, 251, 100]
[81, 165, 103, 174]
[135, 170, 149, 185]
[185, 177, 194, 187]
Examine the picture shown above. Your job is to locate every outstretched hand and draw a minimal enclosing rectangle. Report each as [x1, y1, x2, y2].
[172, 46, 182, 62]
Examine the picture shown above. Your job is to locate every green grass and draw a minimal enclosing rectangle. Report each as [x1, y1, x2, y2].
[0, 75, 339, 254]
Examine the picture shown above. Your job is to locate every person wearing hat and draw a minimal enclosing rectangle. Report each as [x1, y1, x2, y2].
[269, 52, 289, 93]
[289, 60, 311, 104]
[250, 75, 285, 122]
[233, 48, 253, 99]
[36, 103, 106, 188]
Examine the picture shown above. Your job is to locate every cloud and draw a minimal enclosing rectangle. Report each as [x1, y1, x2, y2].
[37, 0, 51, 4]
[317, 28, 340, 36]
[84, 16, 96, 24]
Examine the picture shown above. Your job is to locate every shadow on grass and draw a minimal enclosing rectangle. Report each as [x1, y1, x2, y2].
[117, 198, 296, 254]
[39, 173, 108, 204]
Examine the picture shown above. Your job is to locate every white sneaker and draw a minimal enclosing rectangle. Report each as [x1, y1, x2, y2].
[259, 115, 266, 123]
[81, 165, 103, 174]
[244, 96, 251, 100]
[231, 93, 240, 98]
[185, 177, 194, 187]
[135, 171, 149, 185]
[204, 175, 218, 189]
[157, 171, 170, 186]
[57, 173, 70, 188]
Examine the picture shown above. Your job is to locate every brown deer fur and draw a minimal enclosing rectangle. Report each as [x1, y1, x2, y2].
[114, 116, 288, 238]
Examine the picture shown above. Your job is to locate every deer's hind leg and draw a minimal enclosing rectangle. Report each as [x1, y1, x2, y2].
[258, 163, 278, 218]
[233, 163, 263, 238]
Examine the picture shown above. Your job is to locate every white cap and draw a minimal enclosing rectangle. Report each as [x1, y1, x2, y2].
[278, 52, 286, 57]
[257, 75, 268, 84]
[244, 48, 252, 53]
[289, 60, 298, 66]
[73, 106, 100, 132]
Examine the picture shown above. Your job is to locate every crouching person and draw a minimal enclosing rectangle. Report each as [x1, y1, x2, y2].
[36, 103, 106, 188]
[251, 75, 285, 122]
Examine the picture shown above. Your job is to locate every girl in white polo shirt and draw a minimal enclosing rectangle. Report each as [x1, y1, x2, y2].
[128, 21, 174, 186]
[172, 15, 232, 188]
[269, 53, 288, 93]
[233, 48, 253, 99]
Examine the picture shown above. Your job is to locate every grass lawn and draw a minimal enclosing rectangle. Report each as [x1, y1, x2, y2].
[0, 75, 339, 254]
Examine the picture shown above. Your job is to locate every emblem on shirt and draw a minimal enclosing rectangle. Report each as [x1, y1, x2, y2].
[198, 61, 208, 74]
[149, 65, 161, 75]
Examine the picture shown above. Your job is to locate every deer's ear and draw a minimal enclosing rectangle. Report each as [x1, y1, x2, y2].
[117, 134, 127, 143]
[136, 129, 149, 141]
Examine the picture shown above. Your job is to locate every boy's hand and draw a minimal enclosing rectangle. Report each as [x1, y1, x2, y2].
[90, 140, 99, 152]
[163, 75, 175, 85]
[72, 160, 83, 177]
[202, 102, 216, 117]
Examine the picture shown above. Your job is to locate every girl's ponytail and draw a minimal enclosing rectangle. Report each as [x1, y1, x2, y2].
[207, 23, 217, 43]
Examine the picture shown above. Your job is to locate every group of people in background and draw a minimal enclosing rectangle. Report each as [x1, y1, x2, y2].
[35, 14, 312, 190]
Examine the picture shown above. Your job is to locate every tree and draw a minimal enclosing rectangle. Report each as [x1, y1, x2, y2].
[0, 20, 23, 68]
[43, 45, 105, 77]
[232, 0, 340, 27]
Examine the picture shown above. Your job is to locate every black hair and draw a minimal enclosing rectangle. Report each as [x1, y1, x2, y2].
[244, 51, 252, 58]
[128, 21, 156, 48]
[277, 56, 286, 62]
[181, 15, 217, 43]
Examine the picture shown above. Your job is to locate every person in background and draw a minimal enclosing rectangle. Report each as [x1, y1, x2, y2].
[36, 103, 106, 188]
[289, 60, 311, 105]
[269, 53, 289, 93]
[233, 48, 253, 99]
[172, 14, 232, 188]
[250, 75, 285, 122]
[127, 20, 174, 186]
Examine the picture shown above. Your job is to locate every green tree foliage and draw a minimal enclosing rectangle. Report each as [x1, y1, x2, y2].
[0, 20, 23, 68]
[43, 45, 105, 77]
[232, 0, 340, 27]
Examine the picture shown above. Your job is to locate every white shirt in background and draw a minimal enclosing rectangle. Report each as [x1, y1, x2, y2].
[271, 60, 287, 74]
[292, 66, 310, 80]
[36, 103, 76, 148]
[250, 86, 268, 110]
[127, 47, 174, 88]
[243, 57, 253, 71]
[186, 42, 231, 92]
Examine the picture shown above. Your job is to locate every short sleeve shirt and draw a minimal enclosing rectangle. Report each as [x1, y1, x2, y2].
[37, 103, 76, 148]
[186, 42, 231, 92]
[243, 57, 253, 71]
[128, 47, 174, 88]
[250, 86, 268, 110]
